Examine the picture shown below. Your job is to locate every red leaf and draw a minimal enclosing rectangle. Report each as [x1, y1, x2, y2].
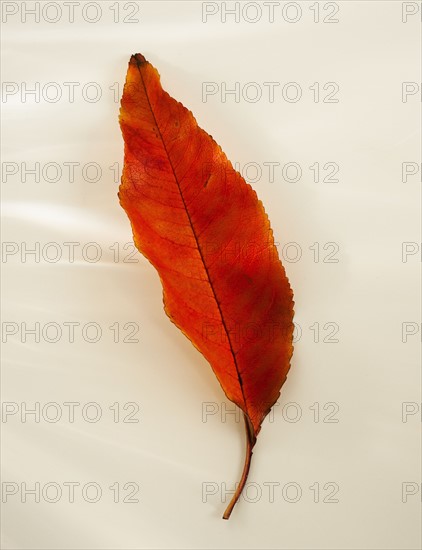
[119, 53, 295, 518]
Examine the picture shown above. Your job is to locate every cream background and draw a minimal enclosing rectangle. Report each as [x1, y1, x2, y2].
[1, 1, 421, 549]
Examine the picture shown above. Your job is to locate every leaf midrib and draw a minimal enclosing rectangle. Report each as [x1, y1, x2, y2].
[133, 59, 249, 417]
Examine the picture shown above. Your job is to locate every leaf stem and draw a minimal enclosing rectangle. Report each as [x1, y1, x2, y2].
[222, 413, 256, 520]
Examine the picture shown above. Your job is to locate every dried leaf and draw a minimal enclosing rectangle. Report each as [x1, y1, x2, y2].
[118, 53, 294, 519]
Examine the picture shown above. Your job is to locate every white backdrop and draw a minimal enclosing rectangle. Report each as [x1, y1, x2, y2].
[1, 1, 421, 549]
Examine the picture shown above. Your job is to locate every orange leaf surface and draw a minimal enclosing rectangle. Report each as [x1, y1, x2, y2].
[119, 53, 295, 518]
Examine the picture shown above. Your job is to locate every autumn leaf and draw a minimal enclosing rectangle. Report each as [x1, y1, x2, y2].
[118, 53, 294, 519]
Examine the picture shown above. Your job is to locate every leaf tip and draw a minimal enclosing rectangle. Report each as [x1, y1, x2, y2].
[130, 53, 147, 67]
